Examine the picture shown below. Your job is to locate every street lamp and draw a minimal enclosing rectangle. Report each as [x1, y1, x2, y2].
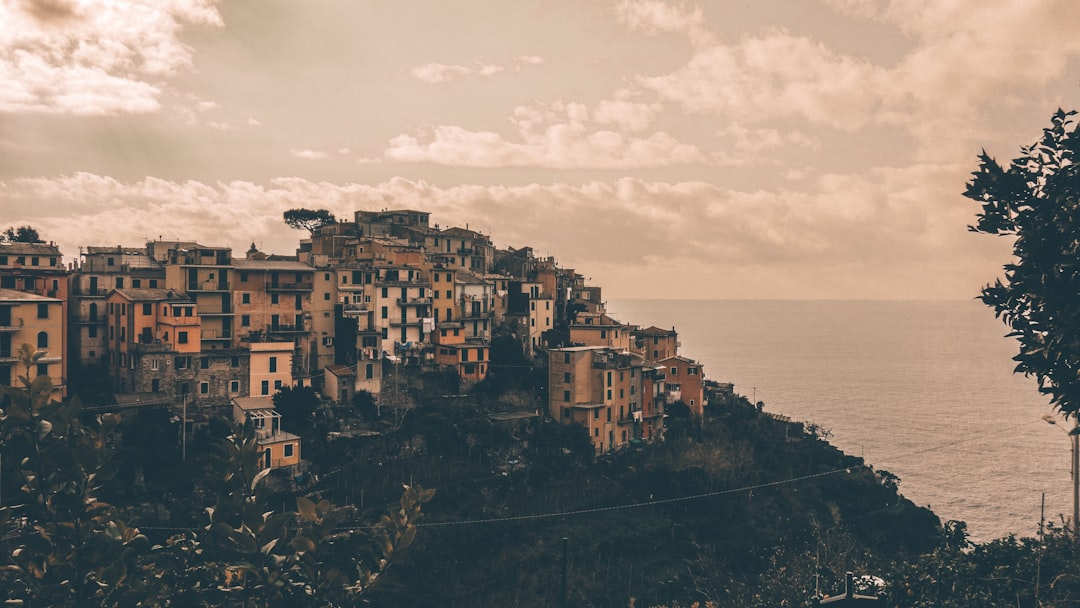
[1042, 413, 1080, 539]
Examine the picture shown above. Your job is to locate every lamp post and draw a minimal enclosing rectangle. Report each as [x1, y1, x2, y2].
[1042, 413, 1080, 539]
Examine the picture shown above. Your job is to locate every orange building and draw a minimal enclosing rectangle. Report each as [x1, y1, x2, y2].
[659, 355, 706, 415]
[569, 312, 631, 351]
[547, 346, 652, 454]
[632, 326, 680, 362]
[231, 396, 302, 470]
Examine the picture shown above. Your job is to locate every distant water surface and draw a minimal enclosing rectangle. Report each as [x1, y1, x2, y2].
[607, 299, 1068, 542]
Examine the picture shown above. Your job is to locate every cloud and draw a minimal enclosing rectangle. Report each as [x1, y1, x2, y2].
[637, 28, 888, 130]
[385, 99, 703, 168]
[289, 148, 330, 160]
[628, 0, 1080, 162]
[613, 0, 713, 47]
[0, 0, 222, 115]
[1, 169, 1002, 299]
[409, 61, 505, 84]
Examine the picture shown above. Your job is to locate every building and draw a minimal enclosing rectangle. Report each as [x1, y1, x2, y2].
[231, 396, 302, 470]
[659, 355, 706, 415]
[547, 346, 648, 455]
[233, 258, 315, 383]
[0, 287, 65, 401]
[70, 245, 164, 371]
[432, 322, 490, 382]
[569, 312, 631, 351]
[162, 243, 235, 352]
[632, 326, 680, 362]
[246, 340, 295, 397]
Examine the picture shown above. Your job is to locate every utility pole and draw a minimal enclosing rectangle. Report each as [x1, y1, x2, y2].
[1072, 417, 1078, 539]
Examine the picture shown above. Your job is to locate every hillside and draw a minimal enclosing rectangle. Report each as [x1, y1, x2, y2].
[297, 382, 942, 607]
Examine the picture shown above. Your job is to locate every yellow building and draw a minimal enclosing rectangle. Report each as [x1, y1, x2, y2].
[247, 341, 294, 397]
[231, 396, 302, 470]
[0, 287, 65, 401]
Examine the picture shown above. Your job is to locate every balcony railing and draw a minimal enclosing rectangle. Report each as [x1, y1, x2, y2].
[0, 317, 23, 332]
[187, 282, 230, 292]
[267, 282, 313, 292]
[269, 324, 307, 334]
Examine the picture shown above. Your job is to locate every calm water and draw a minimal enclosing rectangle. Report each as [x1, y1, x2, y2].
[608, 299, 1068, 542]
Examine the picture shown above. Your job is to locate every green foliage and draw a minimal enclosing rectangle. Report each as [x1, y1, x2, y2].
[966, 108, 1080, 417]
[283, 208, 337, 234]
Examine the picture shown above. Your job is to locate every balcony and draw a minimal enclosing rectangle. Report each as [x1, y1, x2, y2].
[0, 317, 23, 332]
[342, 303, 369, 316]
[397, 297, 429, 307]
[267, 281, 313, 292]
[390, 319, 423, 327]
[201, 330, 232, 341]
[269, 324, 307, 334]
[187, 281, 230, 292]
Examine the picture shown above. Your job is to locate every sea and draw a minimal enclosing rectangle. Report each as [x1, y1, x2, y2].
[607, 299, 1069, 543]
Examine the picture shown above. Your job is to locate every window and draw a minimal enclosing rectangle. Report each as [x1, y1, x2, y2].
[107, 257, 115, 266]
[151, 379, 160, 392]
[464, 363, 475, 374]
[563, 390, 570, 402]
[284, 443, 294, 458]
[178, 331, 188, 344]
[149, 279, 158, 288]
[116, 277, 124, 288]
[241, 314, 250, 327]
[381, 306, 388, 319]
[36, 363, 48, 377]
[142, 303, 152, 315]
[239, 271, 248, 282]
[593, 409, 599, 420]
[200, 357, 209, 369]
[564, 371, 572, 383]
[445, 290, 451, 299]
[88, 325, 97, 338]
[132, 279, 141, 288]
[670, 367, 678, 376]
[175, 356, 189, 369]
[381, 287, 388, 298]
[151, 359, 160, 370]
[230, 380, 240, 394]
[564, 352, 571, 364]
[242, 293, 250, 304]
[37, 303, 48, 319]
[295, 294, 302, 310]
[688, 367, 698, 375]
[261, 380, 269, 395]
[199, 381, 209, 395]
[461, 349, 469, 362]
[37, 331, 47, 348]
[324, 292, 330, 300]
[231, 356, 240, 368]
[271, 293, 279, 305]
[269, 357, 277, 372]
[274, 379, 282, 390]
[365, 363, 374, 379]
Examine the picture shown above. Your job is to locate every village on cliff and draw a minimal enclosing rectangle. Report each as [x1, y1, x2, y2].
[0, 208, 723, 473]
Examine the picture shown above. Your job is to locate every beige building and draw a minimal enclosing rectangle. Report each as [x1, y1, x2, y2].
[247, 341, 294, 397]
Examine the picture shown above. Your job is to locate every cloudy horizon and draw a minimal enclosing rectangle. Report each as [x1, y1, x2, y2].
[3, 0, 1078, 300]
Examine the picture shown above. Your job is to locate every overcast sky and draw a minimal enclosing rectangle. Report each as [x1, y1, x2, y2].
[2, 0, 1078, 299]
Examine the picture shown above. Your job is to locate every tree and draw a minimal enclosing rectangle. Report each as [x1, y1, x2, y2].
[2, 225, 42, 243]
[273, 385, 320, 435]
[284, 208, 336, 234]
[966, 109, 1080, 418]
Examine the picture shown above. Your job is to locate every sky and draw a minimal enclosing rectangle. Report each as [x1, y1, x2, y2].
[2, 0, 1080, 300]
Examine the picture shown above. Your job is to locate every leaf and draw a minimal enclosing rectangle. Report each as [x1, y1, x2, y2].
[296, 496, 318, 523]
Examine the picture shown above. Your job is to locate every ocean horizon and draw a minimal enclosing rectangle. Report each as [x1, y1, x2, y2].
[607, 298, 1069, 542]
